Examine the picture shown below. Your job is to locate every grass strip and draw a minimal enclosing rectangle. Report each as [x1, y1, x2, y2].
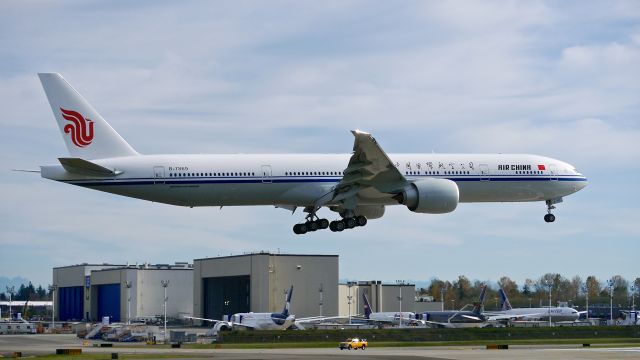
[181, 337, 640, 349]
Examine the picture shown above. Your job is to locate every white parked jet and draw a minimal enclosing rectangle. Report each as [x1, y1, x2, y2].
[485, 288, 580, 323]
[36, 73, 587, 234]
[185, 286, 296, 334]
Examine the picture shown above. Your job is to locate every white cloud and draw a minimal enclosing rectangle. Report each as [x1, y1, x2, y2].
[1, 1, 639, 287]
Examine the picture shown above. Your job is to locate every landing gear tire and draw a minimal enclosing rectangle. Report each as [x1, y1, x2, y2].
[308, 221, 320, 232]
[319, 218, 329, 229]
[293, 223, 308, 234]
[356, 215, 367, 227]
[544, 214, 555, 223]
[330, 220, 345, 232]
[345, 217, 357, 229]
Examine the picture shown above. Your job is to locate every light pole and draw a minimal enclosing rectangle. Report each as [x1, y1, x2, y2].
[347, 281, 355, 325]
[545, 280, 552, 327]
[396, 280, 403, 328]
[125, 281, 132, 325]
[528, 298, 532, 308]
[631, 285, 636, 311]
[318, 283, 323, 317]
[583, 283, 589, 320]
[48, 285, 57, 330]
[6, 286, 15, 321]
[440, 285, 447, 311]
[607, 279, 614, 323]
[161, 280, 169, 343]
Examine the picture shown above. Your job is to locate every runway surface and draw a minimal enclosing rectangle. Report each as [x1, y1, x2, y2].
[1, 334, 639, 359]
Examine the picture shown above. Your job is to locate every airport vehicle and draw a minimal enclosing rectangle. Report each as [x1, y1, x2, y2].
[185, 286, 296, 334]
[484, 288, 580, 322]
[361, 292, 416, 325]
[339, 338, 367, 350]
[416, 285, 489, 328]
[0, 316, 37, 335]
[615, 310, 640, 326]
[34, 73, 587, 234]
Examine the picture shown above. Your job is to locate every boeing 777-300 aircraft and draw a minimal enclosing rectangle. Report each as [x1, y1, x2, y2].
[35, 73, 587, 234]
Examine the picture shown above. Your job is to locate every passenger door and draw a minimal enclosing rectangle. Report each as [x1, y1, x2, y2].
[261, 165, 272, 183]
[153, 166, 165, 184]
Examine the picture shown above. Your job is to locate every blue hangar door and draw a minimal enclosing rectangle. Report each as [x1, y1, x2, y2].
[97, 284, 120, 322]
[58, 286, 84, 321]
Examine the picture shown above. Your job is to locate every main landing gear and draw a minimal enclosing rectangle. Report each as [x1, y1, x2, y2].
[329, 215, 367, 232]
[292, 210, 368, 234]
[544, 199, 557, 223]
[293, 218, 329, 234]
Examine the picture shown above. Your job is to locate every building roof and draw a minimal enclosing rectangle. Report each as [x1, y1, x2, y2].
[194, 251, 338, 261]
[52, 263, 126, 270]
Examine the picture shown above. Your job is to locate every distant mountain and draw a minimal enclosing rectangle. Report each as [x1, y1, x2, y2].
[0, 276, 31, 293]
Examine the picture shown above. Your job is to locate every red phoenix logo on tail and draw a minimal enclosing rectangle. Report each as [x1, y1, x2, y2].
[60, 108, 94, 147]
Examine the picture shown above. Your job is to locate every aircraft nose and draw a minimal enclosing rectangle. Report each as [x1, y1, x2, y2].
[576, 177, 588, 191]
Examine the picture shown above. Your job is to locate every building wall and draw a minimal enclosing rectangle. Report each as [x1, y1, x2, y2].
[91, 267, 193, 322]
[52, 264, 123, 321]
[414, 301, 445, 313]
[132, 268, 193, 320]
[339, 282, 415, 316]
[194, 254, 338, 320]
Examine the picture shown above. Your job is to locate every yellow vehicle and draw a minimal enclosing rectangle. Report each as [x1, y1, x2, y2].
[338, 338, 367, 350]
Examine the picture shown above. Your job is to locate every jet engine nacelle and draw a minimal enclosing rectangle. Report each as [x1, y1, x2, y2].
[397, 178, 459, 214]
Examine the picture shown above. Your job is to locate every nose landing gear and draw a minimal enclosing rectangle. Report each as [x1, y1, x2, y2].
[544, 198, 562, 223]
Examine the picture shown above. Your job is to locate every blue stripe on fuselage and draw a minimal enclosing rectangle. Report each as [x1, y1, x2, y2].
[63, 175, 587, 187]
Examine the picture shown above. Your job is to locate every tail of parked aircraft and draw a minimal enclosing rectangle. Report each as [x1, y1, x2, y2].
[362, 293, 372, 319]
[38, 73, 138, 159]
[472, 285, 487, 314]
[281, 286, 293, 317]
[498, 288, 513, 311]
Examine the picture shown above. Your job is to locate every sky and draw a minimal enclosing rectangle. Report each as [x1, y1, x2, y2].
[0, 1, 639, 290]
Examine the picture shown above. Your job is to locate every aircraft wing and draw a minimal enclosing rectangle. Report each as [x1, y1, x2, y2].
[183, 315, 223, 324]
[183, 315, 259, 329]
[295, 315, 348, 324]
[314, 130, 408, 210]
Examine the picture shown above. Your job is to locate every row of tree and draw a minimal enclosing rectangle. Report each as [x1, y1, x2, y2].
[0, 282, 51, 301]
[418, 274, 640, 310]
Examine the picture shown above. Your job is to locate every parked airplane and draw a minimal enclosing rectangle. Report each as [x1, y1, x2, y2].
[360, 292, 416, 325]
[35, 73, 587, 234]
[484, 288, 580, 322]
[185, 286, 296, 333]
[416, 285, 489, 328]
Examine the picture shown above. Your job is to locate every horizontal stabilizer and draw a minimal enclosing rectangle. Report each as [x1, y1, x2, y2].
[12, 169, 41, 173]
[58, 158, 122, 176]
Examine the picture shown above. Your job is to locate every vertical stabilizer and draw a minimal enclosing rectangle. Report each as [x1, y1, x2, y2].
[472, 285, 487, 314]
[498, 288, 513, 311]
[38, 73, 138, 159]
[362, 293, 372, 319]
[281, 286, 293, 316]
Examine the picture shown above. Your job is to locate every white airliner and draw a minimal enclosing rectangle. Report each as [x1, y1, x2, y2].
[360, 292, 416, 325]
[185, 286, 296, 334]
[36, 73, 587, 234]
[485, 288, 580, 323]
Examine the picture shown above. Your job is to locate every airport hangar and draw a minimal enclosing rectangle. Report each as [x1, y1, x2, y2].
[52, 252, 442, 323]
